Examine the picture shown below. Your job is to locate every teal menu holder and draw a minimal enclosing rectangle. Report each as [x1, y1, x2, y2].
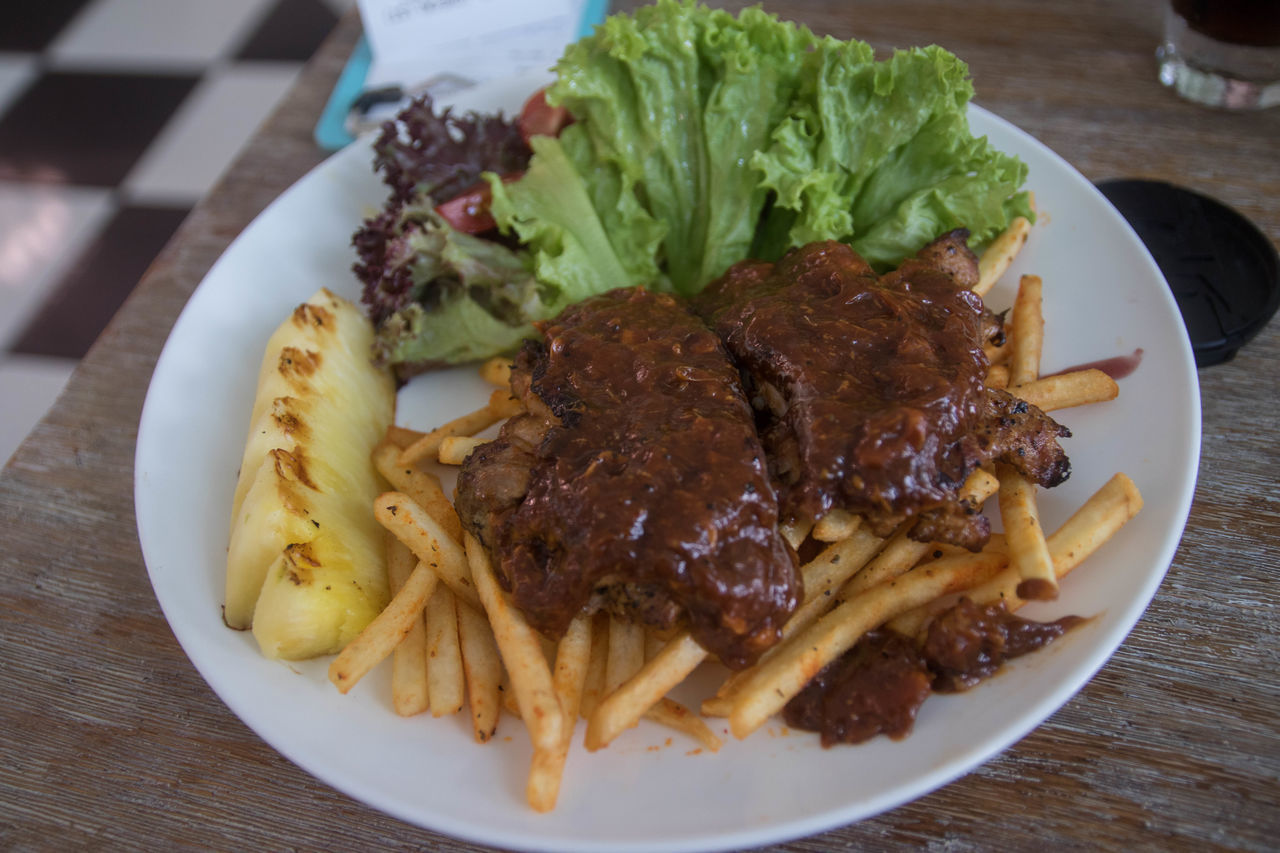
[314, 2, 610, 151]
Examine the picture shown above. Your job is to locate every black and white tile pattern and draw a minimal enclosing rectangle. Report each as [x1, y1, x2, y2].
[0, 0, 350, 460]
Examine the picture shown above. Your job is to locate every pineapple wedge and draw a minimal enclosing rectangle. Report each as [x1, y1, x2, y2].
[225, 288, 396, 659]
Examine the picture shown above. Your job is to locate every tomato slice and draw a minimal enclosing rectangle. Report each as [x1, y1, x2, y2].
[518, 88, 572, 144]
[435, 184, 495, 233]
[438, 89, 567, 232]
[434, 173, 523, 234]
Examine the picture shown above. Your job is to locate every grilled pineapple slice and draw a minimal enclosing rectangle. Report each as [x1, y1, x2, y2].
[225, 288, 396, 659]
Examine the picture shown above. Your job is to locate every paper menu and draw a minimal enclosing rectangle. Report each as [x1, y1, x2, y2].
[356, 0, 591, 93]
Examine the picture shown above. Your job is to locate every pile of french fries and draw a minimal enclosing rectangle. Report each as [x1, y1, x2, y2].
[327, 214, 1143, 812]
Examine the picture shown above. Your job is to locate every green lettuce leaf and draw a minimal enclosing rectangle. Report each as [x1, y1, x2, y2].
[371, 214, 546, 374]
[365, 0, 1035, 370]
[516, 0, 818, 295]
[753, 41, 1033, 267]
[486, 133, 664, 296]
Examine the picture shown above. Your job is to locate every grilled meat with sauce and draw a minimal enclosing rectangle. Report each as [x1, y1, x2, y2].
[455, 287, 800, 669]
[696, 231, 1070, 550]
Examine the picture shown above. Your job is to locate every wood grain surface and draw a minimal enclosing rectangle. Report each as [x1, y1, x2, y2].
[2, 2, 1277, 850]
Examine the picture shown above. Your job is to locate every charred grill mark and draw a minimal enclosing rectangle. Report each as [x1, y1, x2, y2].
[292, 302, 335, 332]
[278, 346, 322, 381]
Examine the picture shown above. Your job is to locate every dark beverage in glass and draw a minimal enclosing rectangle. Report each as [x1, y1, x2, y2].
[1158, 0, 1280, 108]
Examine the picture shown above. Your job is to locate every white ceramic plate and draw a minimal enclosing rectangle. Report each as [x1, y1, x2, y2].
[135, 75, 1200, 852]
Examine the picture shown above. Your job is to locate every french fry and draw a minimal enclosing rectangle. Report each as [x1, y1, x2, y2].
[527, 614, 592, 813]
[373, 437, 434, 492]
[578, 614, 611, 718]
[718, 469, 997, 717]
[779, 517, 813, 550]
[841, 527, 933, 598]
[386, 535, 430, 716]
[830, 473, 998, 640]
[884, 592, 959, 639]
[374, 491, 480, 610]
[328, 560, 439, 694]
[996, 273, 1056, 600]
[1007, 274, 1044, 387]
[960, 467, 1001, 506]
[480, 356, 514, 388]
[1046, 473, 1143, 572]
[438, 435, 488, 465]
[779, 525, 886, 637]
[385, 424, 428, 449]
[694, 687, 739, 719]
[883, 536, 1007, 638]
[812, 509, 860, 542]
[425, 584, 465, 717]
[456, 598, 503, 743]
[371, 439, 464, 545]
[555, 615, 593, 713]
[997, 463, 1058, 600]
[465, 534, 564, 754]
[1014, 369, 1119, 413]
[501, 669, 522, 718]
[487, 386, 524, 418]
[644, 698, 722, 752]
[975, 215, 1031, 297]
[727, 549, 1009, 739]
[643, 628, 668, 661]
[980, 472, 1143, 611]
[986, 363, 1010, 389]
[585, 631, 708, 750]
[395, 397, 509, 467]
[605, 618, 646, 695]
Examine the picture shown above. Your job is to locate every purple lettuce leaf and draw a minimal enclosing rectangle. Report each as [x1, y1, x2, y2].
[352, 94, 532, 328]
[370, 94, 531, 207]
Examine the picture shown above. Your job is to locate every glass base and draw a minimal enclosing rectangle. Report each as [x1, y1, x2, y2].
[1158, 8, 1280, 110]
[1158, 45, 1280, 108]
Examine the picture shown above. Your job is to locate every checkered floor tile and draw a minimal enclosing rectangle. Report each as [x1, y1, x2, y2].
[0, 0, 351, 462]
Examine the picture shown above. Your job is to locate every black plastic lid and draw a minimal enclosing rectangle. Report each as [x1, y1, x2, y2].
[1096, 179, 1279, 367]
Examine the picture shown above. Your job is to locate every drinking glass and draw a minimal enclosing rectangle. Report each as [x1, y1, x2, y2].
[1157, 0, 1280, 109]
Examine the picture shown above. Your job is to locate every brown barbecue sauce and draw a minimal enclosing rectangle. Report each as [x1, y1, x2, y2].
[694, 236, 1074, 551]
[486, 288, 800, 670]
[784, 598, 1083, 746]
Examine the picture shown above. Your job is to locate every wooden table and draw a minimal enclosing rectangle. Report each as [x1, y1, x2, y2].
[3, 2, 1276, 849]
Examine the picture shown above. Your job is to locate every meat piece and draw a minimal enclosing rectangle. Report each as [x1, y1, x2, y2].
[452, 412, 544, 543]
[912, 229, 981, 290]
[696, 231, 1069, 549]
[782, 598, 1083, 746]
[455, 287, 800, 669]
[923, 597, 1084, 692]
[782, 629, 933, 747]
